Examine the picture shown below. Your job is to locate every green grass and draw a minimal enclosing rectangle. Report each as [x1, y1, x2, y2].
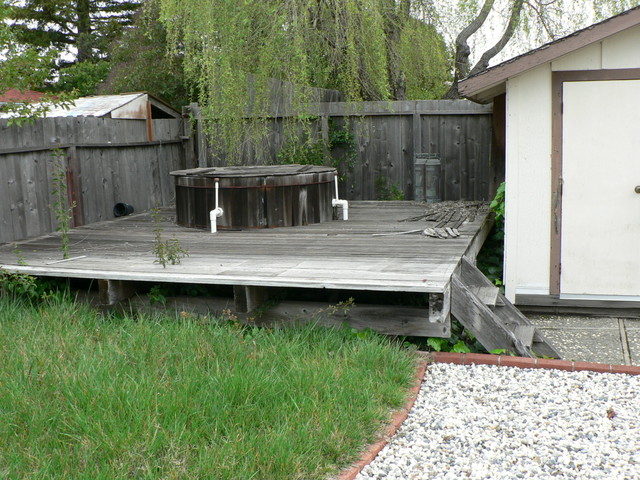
[0, 295, 417, 479]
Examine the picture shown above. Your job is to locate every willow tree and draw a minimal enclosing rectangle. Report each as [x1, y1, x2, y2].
[158, 0, 450, 163]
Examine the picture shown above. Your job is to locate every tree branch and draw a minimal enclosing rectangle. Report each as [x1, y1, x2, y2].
[443, 0, 495, 99]
[524, 0, 556, 40]
[469, 0, 525, 77]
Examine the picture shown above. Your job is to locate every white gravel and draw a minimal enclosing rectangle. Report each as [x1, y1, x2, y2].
[356, 363, 640, 480]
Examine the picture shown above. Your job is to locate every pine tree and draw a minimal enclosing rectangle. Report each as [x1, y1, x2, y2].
[7, 0, 142, 63]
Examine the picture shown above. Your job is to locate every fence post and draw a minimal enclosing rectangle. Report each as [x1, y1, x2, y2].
[65, 145, 84, 227]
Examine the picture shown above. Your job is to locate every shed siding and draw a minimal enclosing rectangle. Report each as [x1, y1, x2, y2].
[504, 24, 640, 303]
[602, 24, 640, 68]
[551, 43, 602, 71]
[504, 64, 553, 301]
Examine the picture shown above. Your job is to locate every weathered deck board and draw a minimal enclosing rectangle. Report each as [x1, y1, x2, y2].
[0, 201, 490, 294]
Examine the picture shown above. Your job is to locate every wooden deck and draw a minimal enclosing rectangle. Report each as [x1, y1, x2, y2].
[0, 201, 492, 336]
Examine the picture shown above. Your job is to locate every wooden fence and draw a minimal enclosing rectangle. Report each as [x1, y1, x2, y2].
[191, 100, 496, 201]
[1, 99, 496, 244]
[0, 117, 186, 244]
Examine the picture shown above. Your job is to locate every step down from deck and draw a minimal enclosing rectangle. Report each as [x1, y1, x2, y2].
[451, 258, 561, 358]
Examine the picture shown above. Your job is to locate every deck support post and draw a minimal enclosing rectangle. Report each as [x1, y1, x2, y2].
[99, 279, 139, 306]
[428, 285, 451, 336]
[234, 285, 270, 313]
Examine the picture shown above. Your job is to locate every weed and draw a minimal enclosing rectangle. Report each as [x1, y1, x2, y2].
[325, 297, 356, 315]
[490, 181, 506, 222]
[0, 269, 39, 301]
[0, 270, 68, 303]
[151, 207, 189, 268]
[50, 148, 76, 259]
[148, 284, 168, 305]
[12, 243, 26, 266]
[414, 319, 486, 354]
[490, 348, 516, 356]
[375, 177, 405, 200]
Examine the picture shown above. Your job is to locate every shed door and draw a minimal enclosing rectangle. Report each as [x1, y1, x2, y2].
[561, 80, 640, 298]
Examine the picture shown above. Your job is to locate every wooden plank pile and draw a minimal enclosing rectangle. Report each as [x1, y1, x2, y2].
[401, 201, 488, 239]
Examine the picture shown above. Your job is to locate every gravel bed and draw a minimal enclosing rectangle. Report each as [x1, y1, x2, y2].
[356, 363, 640, 480]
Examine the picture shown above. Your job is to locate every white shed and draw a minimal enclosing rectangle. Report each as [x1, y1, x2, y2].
[460, 7, 640, 310]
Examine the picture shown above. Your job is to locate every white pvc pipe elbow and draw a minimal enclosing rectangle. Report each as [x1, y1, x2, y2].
[332, 175, 349, 221]
[332, 199, 349, 221]
[210, 178, 224, 233]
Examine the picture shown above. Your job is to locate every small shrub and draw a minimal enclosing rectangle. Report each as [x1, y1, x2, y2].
[151, 207, 189, 268]
[0, 269, 39, 301]
[375, 177, 405, 200]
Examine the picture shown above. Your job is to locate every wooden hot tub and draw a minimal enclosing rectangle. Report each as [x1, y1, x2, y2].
[170, 165, 337, 229]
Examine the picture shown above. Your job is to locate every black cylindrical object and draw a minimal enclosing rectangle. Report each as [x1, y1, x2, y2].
[113, 202, 134, 217]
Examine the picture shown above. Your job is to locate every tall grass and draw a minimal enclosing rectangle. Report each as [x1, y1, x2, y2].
[0, 295, 417, 479]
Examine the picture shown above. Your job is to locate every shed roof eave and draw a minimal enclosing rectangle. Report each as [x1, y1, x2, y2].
[461, 83, 506, 104]
[459, 5, 640, 101]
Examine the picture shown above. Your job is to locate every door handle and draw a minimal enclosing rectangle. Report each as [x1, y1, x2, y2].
[636, 186, 640, 194]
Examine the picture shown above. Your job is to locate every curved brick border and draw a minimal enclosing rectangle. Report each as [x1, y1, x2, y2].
[335, 358, 429, 480]
[430, 352, 640, 375]
[334, 351, 640, 480]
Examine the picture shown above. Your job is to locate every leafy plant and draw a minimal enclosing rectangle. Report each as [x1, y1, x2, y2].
[277, 119, 357, 180]
[148, 284, 168, 305]
[278, 137, 328, 166]
[151, 207, 189, 268]
[327, 119, 357, 177]
[478, 182, 506, 288]
[490, 348, 516, 356]
[50, 148, 76, 259]
[0, 270, 66, 303]
[375, 177, 405, 201]
[0, 269, 39, 301]
[420, 319, 485, 353]
[490, 181, 506, 222]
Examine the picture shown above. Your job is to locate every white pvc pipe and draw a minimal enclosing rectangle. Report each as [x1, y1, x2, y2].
[331, 174, 349, 221]
[210, 178, 224, 233]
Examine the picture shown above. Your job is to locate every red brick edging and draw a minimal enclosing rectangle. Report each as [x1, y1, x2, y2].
[334, 351, 640, 480]
[431, 352, 640, 375]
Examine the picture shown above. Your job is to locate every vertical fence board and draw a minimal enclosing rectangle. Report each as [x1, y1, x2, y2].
[7, 154, 26, 240]
[0, 155, 17, 243]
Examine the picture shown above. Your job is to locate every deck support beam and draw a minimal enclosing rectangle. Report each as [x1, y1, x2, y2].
[129, 296, 451, 337]
[429, 285, 451, 327]
[98, 279, 140, 306]
[234, 285, 270, 313]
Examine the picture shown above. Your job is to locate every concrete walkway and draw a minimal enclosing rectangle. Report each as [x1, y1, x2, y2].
[529, 314, 640, 366]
